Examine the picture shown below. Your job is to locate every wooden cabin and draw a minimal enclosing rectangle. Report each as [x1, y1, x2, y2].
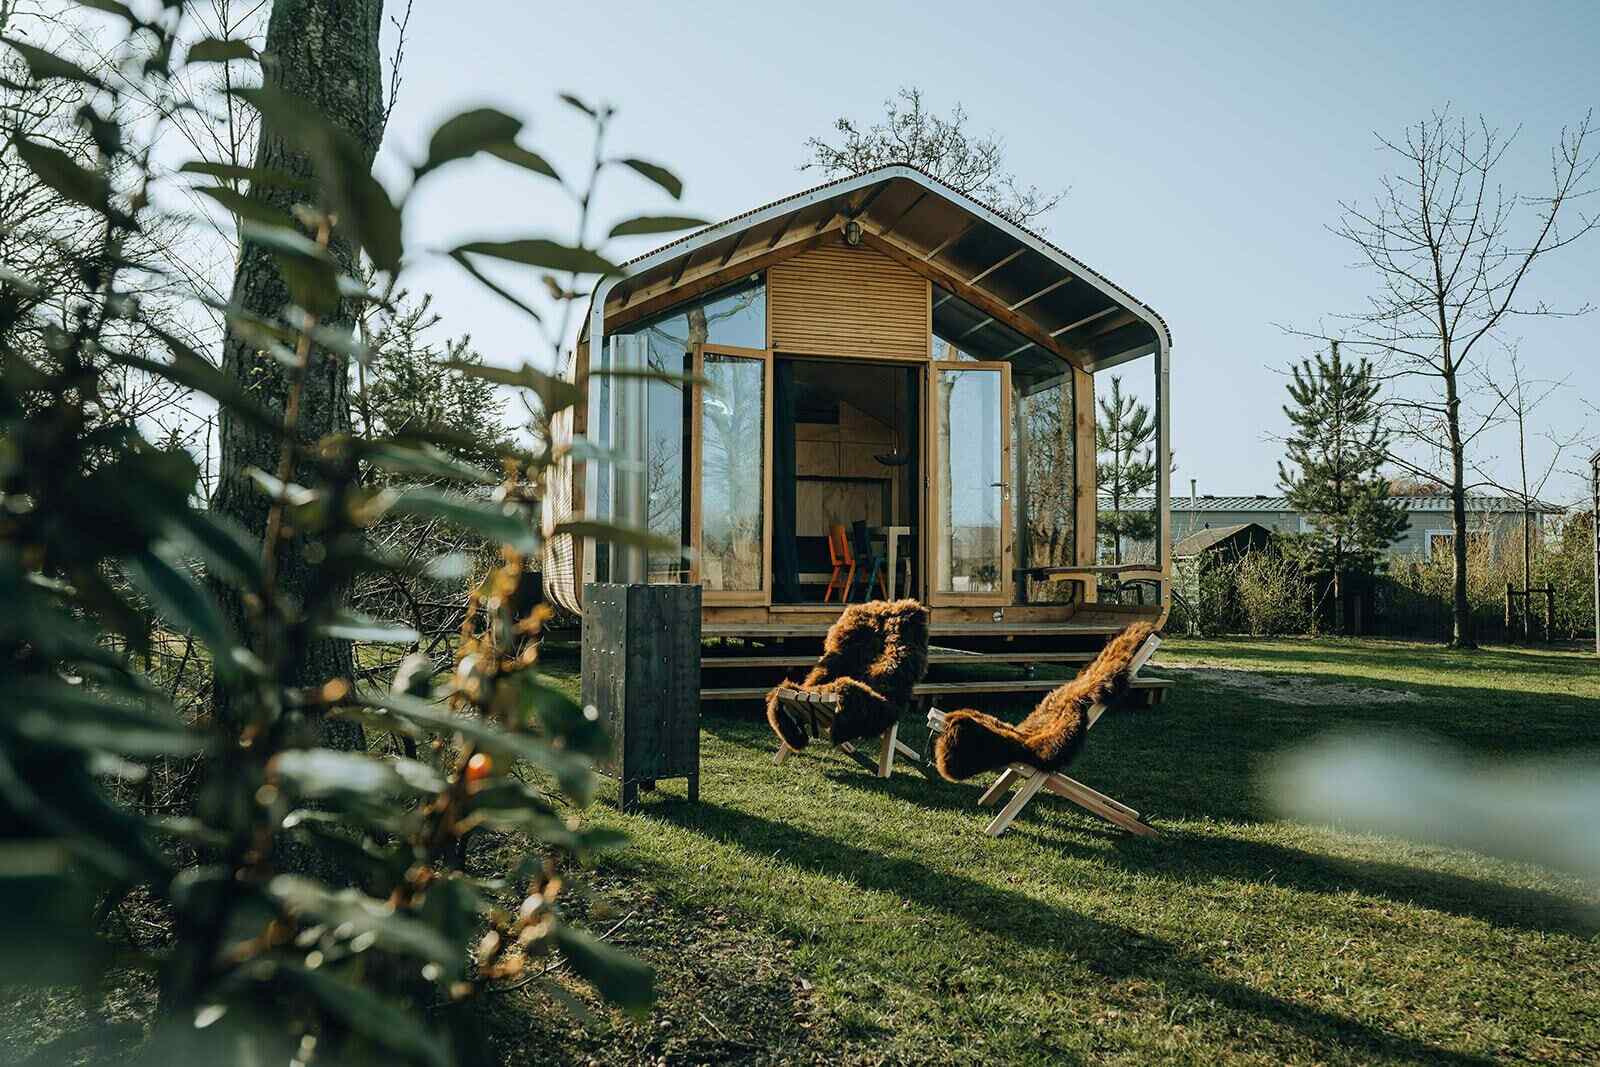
[543, 165, 1172, 700]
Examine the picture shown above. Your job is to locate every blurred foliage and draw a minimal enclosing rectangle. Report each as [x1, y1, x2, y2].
[1, 5, 700, 1064]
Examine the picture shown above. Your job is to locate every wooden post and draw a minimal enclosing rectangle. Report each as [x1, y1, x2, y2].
[582, 583, 702, 811]
[1072, 366, 1097, 598]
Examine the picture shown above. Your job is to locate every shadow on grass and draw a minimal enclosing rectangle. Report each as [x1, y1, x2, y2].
[706, 703, 1600, 940]
[632, 795, 1500, 1066]
[1165, 638, 1598, 680]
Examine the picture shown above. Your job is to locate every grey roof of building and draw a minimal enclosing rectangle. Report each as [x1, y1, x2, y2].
[1172, 522, 1274, 557]
[1150, 494, 1564, 515]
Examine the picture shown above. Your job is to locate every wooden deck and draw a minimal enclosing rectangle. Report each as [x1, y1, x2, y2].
[701, 675, 1174, 703]
[702, 619, 1129, 639]
[703, 649, 1100, 670]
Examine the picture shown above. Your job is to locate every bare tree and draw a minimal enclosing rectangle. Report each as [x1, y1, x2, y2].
[1313, 109, 1599, 648]
[802, 85, 1065, 230]
[1477, 344, 1594, 637]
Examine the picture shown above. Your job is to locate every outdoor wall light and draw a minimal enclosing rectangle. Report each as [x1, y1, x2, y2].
[843, 218, 863, 246]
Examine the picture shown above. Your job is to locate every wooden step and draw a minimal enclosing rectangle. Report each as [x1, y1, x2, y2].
[702, 620, 1128, 639]
[701, 675, 1174, 702]
[702, 649, 1101, 670]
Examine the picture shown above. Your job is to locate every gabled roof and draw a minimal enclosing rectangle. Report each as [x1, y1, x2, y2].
[1173, 522, 1275, 557]
[586, 164, 1168, 374]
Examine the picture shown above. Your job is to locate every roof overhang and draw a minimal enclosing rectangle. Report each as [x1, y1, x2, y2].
[584, 165, 1169, 374]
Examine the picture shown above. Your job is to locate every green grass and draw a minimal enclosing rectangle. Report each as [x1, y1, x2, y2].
[509, 637, 1600, 1065]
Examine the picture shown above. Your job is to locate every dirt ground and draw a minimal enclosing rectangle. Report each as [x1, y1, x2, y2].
[1161, 665, 1420, 707]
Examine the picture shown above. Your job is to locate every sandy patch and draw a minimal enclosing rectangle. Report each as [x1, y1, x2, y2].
[1164, 665, 1420, 707]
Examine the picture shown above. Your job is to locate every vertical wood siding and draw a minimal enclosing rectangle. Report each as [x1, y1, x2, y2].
[769, 243, 930, 359]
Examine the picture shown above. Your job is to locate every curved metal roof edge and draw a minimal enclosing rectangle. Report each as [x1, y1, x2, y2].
[584, 163, 1171, 352]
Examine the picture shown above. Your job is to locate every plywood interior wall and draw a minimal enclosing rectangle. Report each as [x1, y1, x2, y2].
[769, 241, 929, 359]
[794, 401, 902, 536]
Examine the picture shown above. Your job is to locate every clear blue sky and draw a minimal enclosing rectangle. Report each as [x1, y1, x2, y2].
[381, 1, 1599, 503]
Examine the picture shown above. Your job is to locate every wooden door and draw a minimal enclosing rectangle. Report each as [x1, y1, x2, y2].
[692, 344, 773, 606]
[927, 360, 1012, 607]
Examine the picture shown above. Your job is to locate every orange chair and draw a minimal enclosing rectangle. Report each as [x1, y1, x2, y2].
[822, 523, 855, 603]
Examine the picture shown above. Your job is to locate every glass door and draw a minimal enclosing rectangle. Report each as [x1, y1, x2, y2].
[928, 360, 1011, 606]
[692, 344, 772, 605]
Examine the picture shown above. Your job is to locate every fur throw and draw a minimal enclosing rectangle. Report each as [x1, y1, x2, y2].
[765, 599, 931, 749]
[933, 621, 1156, 781]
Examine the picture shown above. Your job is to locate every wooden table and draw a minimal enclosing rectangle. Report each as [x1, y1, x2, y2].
[881, 526, 911, 599]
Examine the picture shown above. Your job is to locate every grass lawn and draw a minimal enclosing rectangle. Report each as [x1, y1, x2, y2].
[494, 637, 1600, 1066]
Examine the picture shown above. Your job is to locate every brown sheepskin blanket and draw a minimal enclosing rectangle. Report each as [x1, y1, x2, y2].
[765, 599, 930, 750]
[933, 621, 1156, 781]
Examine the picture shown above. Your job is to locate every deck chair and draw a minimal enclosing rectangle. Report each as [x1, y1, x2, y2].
[767, 599, 930, 777]
[926, 622, 1161, 837]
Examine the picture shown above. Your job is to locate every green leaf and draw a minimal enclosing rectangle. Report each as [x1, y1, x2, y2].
[258, 962, 451, 1067]
[122, 546, 239, 670]
[523, 676, 610, 760]
[2, 37, 104, 87]
[74, 0, 137, 22]
[361, 691, 595, 804]
[486, 143, 559, 181]
[238, 219, 335, 262]
[445, 360, 580, 415]
[112, 346, 279, 433]
[239, 221, 340, 316]
[315, 610, 419, 644]
[186, 38, 255, 64]
[552, 923, 654, 1013]
[163, 509, 263, 590]
[558, 92, 598, 119]
[447, 250, 544, 324]
[8, 678, 203, 756]
[193, 185, 295, 229]
[270, 749, 409, 801]
[607, 215, 709, 239]
[179, 160, 316, 194]
[267, 876, 463, 978]
[451, 239, 618, 277]
[357, 439, 497, 486]
[15, 137, 108, 213]
[386, 489, 539, 553]
[416, 107, 522, 176]
[551, 520, 679, 556]
[619, 158, 683, 200]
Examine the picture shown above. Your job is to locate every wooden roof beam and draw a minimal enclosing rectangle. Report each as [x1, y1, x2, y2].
[1009, 276, 1072, 311]
[878, 191, 928, 240]
[968, 247, 1025, 286]
[717, 229, 747, 267]
[863, 229, 1082, 367]
[1050, 306, 1117, 338]
[923, 219, 978, 261]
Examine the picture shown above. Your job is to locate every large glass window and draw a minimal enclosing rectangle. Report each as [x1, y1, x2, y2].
[933, 365, 1005, 595]
[612, 278, 765, 582]
[700, 351, 766, 594]
[1016, 373, 1076, 602]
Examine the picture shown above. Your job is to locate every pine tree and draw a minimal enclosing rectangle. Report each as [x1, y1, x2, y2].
[1096, 376, 1157, 564]
[1277, 342, 1408, 629]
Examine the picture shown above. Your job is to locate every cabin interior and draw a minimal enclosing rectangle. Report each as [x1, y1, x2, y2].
[548, 167, 1170, 643]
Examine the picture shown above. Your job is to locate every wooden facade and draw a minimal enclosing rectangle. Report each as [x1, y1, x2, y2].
[542, 166, 1172, 639]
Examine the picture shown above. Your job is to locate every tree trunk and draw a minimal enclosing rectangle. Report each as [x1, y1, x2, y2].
[208, 0, 386, 804]
[1448, 468, 1474, 649]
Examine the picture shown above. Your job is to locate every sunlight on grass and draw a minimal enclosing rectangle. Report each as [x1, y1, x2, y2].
[532, 637, 1600, 1064]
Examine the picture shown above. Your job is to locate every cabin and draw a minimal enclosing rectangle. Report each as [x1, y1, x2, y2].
[543, 165, 1172, 701]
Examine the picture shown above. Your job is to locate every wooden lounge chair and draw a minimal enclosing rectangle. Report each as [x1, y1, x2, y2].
[767, 599, 930, 778]
[926, 622, 1161, 837]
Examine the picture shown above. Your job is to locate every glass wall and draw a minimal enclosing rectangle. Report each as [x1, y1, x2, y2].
[1093, 350, 1161, 602]
[932, 365, 1005, 594]
[700, 352, 766, 594]
[611, 278, 765, 582]
[1015, 372, 1077, 602]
